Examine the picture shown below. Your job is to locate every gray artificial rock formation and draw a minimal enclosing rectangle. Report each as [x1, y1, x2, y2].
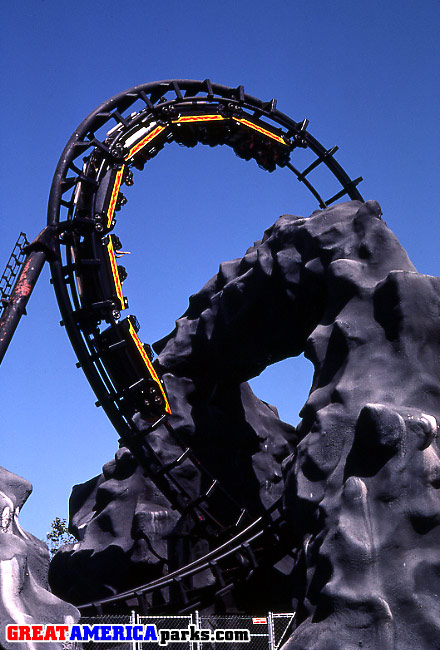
[49, 377, 294, 606]
[0, 466, 78, 650]
[155, 199, 440, 649]
[49, 445, 179, 604]
[50, 199, 440, 648]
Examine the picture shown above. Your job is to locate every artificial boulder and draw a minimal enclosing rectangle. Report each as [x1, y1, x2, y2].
[49, 377, 295, 606]
[155, 200, 440, 649]
[0, 466, 78, 650]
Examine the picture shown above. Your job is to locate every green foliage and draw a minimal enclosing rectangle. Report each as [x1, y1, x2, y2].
[46, 516, 76, 559]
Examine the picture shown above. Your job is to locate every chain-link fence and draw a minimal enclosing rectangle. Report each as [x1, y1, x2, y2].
[62, 611, 295, 650]
[62, 613, 135, 650]
[198, 614, 268, 650]
[138, 615, 193, 650]
[270, 614, 296, 650]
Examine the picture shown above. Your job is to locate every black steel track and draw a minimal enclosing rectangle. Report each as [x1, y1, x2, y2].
[78, 499, 289, 615]
[47, 79, 364, 614]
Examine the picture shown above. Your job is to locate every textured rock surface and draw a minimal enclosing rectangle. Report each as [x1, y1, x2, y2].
[49, 377, 295, 605]
[0, 466, 78, 650]
[49, 445, 179, 604]
[50, 199, 440, 648]
[155, 200, 440, 649]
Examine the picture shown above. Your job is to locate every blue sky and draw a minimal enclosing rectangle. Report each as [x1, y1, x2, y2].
[1, 0, 439, 540]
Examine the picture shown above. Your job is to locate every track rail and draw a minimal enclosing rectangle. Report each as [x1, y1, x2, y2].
[46, 79, 364, 613]
[78, 499, 289, 615]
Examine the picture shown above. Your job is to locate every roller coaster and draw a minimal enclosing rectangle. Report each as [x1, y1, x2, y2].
[0, 79, 364, 616]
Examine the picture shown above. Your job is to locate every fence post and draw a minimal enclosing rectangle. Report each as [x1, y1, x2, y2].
[193, 610, 201, 650]
[131, 610, 137, 650]
[267, 612, 275, 650]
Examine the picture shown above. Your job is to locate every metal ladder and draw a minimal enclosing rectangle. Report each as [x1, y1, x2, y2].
[0, 232, 29, 316]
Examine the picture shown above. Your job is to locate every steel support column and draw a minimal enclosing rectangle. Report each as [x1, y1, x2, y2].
[0, 250, 47, 364]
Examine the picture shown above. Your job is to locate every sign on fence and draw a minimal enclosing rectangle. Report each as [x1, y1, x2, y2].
[62, 611, 295, 650]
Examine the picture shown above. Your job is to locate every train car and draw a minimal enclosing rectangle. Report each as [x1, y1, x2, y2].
[169, 109, 292, 171]
[94, 164, 129, 233]
[73, 232, 128, 325]
[226, 114, 292, 172]
[122, 119, 173, 172]
[95, 315, 171, 419]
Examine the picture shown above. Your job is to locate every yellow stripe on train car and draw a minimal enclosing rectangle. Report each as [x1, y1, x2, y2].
[173, 113, 288, 145]
[106, 238, 125, 310]
[107, 166, 125, 229]
[235, 118, 288, 145]
[172, 115, 225, 124]
[128, 320, 172, 414]
[125, 125, 167, 160]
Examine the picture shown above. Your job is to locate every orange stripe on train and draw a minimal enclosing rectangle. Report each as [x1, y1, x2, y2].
[173, 115, 225, 124]
[125, 125, 166, 159]
[128, 321, 172, 414]
[236, 118, 288, 145]
[106, 238, 125, 309]
[107, 166, 125, 228]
